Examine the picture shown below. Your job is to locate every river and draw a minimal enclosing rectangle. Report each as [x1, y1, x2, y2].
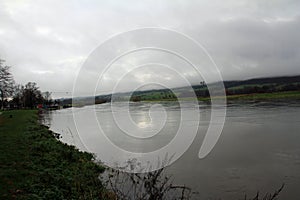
[41, 101, 300, 200]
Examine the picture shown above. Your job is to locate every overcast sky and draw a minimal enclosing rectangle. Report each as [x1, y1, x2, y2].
[0, 0, 300, 98]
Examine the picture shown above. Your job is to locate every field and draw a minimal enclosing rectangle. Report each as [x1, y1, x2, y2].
[128, 91, 300, 103]
[197, 91, 300, 102]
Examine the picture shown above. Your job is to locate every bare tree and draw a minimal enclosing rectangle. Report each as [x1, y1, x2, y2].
[0, 59, 15, 109]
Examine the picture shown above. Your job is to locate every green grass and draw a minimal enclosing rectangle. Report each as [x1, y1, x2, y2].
[196, 91, 300, 101]
[136, 91, 300, 102]
[226, 83, 262, 90]
[225, 91, 300, 101]
[0, 110, 111, 200]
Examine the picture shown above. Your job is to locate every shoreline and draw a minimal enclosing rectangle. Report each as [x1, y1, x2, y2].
[138, 91, 300, 103]
[0, 110, 113, 199]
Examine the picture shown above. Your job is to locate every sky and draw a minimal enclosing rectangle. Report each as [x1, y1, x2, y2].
[0, 0, 300, 98]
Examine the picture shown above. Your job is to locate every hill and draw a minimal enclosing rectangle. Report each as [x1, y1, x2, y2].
[58, 75, 300, 106]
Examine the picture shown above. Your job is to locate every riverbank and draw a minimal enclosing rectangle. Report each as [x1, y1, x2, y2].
[0, 110, 111, 199]
[196, 91, 300, 102]
[140, 91, 300, 103]
[219, 91, 300, 101]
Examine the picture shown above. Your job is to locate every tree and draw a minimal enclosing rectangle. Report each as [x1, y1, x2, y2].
[12, 84, 24, 108]
[42, 91, 52, 106]
[23, 82, 43, 108]
[0, 59, 15, 109]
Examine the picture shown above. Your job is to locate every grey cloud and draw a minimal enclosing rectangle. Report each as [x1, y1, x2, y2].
[194, 16, 300, 80]
[0, 0, 299, 98]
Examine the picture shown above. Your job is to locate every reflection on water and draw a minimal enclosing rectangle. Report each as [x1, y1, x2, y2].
[42, 101, 300, 200]
[97, 102, 183, 152]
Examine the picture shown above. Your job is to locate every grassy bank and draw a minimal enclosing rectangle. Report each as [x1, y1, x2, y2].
[196, 91, 300, 102]
[139, 91, 300, 103]
[224, 91, 300, 101]
[0, 110, 110, 200]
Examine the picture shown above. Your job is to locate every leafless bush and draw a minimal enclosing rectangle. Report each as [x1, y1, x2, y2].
[102, 166, 284, 200]
[244, 184, 284, 200]
[102, 167, 191, 200]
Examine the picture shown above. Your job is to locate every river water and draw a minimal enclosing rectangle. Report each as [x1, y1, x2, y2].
[42, 101, 300, 200]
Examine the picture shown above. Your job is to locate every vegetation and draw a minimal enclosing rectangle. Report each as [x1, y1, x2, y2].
[225, 91, 300, 101]
[0, 110, 110, 199]
[0, 59, 52, 110]
[129, 89, 177, 102]
[122, 76, 300, 103]
[105, 169, 284, 200]
[0, 59, 14, 109]
[104, 168, 192, 200]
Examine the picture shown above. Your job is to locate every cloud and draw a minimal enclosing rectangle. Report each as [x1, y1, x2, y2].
[196, 16, 300, 79]
[0, 0, 299, 98]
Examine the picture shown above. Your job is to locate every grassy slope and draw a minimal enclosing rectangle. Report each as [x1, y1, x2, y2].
[0, 110, 110, 200]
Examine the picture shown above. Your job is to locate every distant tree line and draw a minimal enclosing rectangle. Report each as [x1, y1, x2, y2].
[0, 59, 51, 110]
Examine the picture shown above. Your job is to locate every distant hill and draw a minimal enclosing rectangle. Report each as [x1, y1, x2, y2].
[126, 75, 300, 101]
[223, 75, 300, 88]
[58, 75, 300, 105]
